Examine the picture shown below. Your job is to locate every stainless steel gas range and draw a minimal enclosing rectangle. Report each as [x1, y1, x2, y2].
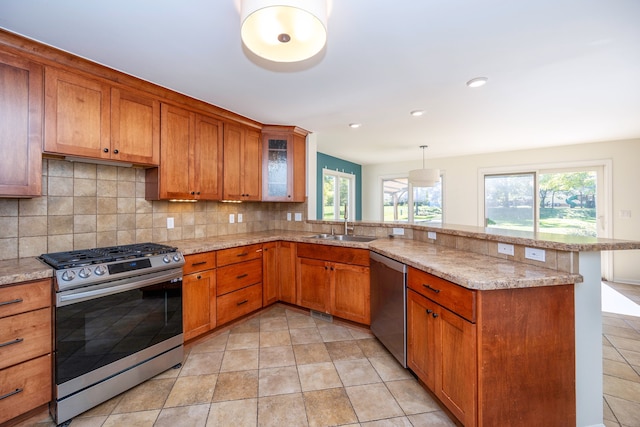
[40, 243, 185, 425]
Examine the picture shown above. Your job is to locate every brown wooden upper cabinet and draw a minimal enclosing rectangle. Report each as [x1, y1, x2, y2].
[223, 122, 261, 201]
[261, 126, 307, 202]
[44, 67, 160, 166]
[146, 103, 223, 201]
[0, 52, 43, 197]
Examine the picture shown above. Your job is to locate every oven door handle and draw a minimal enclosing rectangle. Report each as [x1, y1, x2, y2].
[57, 269, 182, 307]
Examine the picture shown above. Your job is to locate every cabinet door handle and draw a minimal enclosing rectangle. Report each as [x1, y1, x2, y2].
[113, 149, 119, 154]
[0, 338, 24, 348]
[0, 298, 23, 307]
[236, 273, 248, 279]
[191, 261, 207, 267]
[197, 275, 202, 280]
[237, 252, 248, 257]
[422, 284, 441, 294]
[432, 312, 439, 318]
[237, 299, 248, 306]
[426, 309, 433, 314]
[0, 388, 23, 401]
[103, 148, 109, 153]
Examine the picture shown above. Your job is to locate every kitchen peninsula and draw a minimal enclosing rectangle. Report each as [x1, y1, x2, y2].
[3, 224, 638, 426]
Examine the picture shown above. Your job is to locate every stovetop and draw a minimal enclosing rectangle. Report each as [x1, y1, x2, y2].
[41, 243, 184, 292]
[41, 242, 178, 269]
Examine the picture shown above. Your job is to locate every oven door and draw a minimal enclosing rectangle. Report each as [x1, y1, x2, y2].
[54, 268, 183, 391]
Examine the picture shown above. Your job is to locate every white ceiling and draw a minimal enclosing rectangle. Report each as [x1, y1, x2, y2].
[1, 0, 639, 165]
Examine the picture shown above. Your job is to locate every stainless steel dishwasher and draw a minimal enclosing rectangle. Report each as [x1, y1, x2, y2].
[370, 251, 407, 368]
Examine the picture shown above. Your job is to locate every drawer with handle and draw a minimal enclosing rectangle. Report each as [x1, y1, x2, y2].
[216, 283, 262, 325]
[407, 267, 476, 322]
[0, 279, 50, 319]
[216, 244, 263, 267]
[0, 308, 51, 370]
[217, 258, 262, 296]
[183, 252, 216, 275]
[0, 354, 51, 425]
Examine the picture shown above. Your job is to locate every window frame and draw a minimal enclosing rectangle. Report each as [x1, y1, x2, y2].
[380, 173, 444, 223]
[322, 168, 356, 220]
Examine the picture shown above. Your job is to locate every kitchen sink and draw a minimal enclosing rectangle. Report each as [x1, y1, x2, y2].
[308, 234, 378, 242]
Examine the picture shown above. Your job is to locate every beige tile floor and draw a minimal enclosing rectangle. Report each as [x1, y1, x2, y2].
[25, 304, 455, 427]
[17, 282, 640, 427]
[603, 282, 640, 427]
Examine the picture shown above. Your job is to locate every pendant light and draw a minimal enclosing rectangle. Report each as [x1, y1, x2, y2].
[240, 0, 328, 63]
[408, 145, 440, 187]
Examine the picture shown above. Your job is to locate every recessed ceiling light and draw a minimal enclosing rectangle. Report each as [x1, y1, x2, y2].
[410, 110, 425, 117]
[349, 123, 361, 128]
[466, 77, 488, 88]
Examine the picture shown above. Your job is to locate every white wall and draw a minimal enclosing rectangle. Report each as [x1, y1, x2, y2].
[362, 138, 640, 284]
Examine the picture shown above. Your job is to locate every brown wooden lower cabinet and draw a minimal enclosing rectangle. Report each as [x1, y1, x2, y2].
[0, 278, 52, 425]
[183, 269, 216, 341]
[263, 242, 279, 306]
[296, 243, 371, 325]
[278, 241, 297, 304]
[407, 289, 476, 426]
[182, 252, 217, 341]
[215, 244, 263, 326]
[407, 267, 576, 426]
[263, 241, 297, 306]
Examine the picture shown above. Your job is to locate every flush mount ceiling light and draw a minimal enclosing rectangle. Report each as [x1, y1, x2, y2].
[410, 110, 425, 117]
[240, 0, 328, 63]
[349, 123, 361, 128]
[466, 77, 488, 88]
[408, 145, 440, 187]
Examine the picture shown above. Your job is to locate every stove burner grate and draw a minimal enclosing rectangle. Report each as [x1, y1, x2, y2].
[40, 243, 178, 269]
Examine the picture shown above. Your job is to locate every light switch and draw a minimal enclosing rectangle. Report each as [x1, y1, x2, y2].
[229, 214, 235, 224]
[294, 213, 302, 221]
[238, 213, 243, 223]
[167, 217, 174, 229]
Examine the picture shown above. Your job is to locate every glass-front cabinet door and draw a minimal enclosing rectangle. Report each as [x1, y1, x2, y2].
[265, 136, 289, 199]
[261, 126, 307, 202]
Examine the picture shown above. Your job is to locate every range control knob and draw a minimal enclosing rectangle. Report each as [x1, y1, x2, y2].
[94, 265, 107, 276]
[61, 270, 76, 281]
[172, 253, 181, 262]
[163, 255, 171, 264]
[78, 267, 92, 279]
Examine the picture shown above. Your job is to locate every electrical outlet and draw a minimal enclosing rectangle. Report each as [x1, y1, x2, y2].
[237, 213, 243, 223]
[167, 217, 174, 229]
[392, 228, 405, 235]
[525, 247, 546, 262]
[287, 212, 292, 221]
[294, 213, 302, 222]
[427, 231, 436, 240]
[229, 214, 235, 224]
[498, 243, 514, 256]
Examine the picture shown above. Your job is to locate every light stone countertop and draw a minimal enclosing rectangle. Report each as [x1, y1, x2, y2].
[0, 257, 53, 287]
[367, 238, 583, 290]
[0, 229, 604, 290]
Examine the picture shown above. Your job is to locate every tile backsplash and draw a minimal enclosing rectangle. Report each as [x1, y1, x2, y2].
[0, 159, 305, 260]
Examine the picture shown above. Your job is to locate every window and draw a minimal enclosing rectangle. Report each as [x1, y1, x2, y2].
[484, 168, 599, 237]
[484, 173, 535, 231]
[322, 169, 355, 220]
[382, 176, 443, 223]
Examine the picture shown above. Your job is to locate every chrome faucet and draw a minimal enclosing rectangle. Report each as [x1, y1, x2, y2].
[344, 203, 354, 235]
